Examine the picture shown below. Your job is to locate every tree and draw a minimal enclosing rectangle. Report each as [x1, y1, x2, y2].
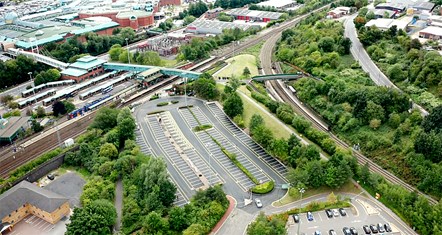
[183, 15, 196, 25]
[387, 64, 407, 82]
[31, 120, 44, 133]
[247, 212, 287, 235]
[0, 95, 13, 105]
[193, 77, 219, 100]
[250, 114, 264, 133]
[91, 107, 120, 132]
[410, 38, 422, 50]
[243, 67, 251, 77]
[369, 119, 381, 129]
[188, 1, 208, 17]
[135, 51, 163, 66]
[143, 211, 169, 234]
[66, 199, 116, 235]
[117, 107, 136, 147]
[421, 105, 442, 133]
[36, 106, 46, 118]
[365, 101, 385, 122]
[223, 93, 243, 118]
[414, 130, 442, 163]
[52, 101, 66, 116]
[318, 37, 335, 53]
[183, 224, 206, 235]
[251, 125, 274, 148]
[63, 100, 76, 113]
[99, 143, 118, 160]
[169, 207, 190, 231]
[108, 44, 123, 61]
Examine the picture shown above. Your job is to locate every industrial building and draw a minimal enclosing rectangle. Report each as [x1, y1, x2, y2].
[185, 20, 261, 35]
[256, 0, 297, 10]
[0, 181, 70, 228]
[61, 56, 106, 82]
[373, 9, 397, 18]
[137, 32, 191, 56]
[227, 8, 282, 22]
[78, 10, 154, 30]
[365, 18, 409, 31]
[375, 2, 407, 13]
[205, 7, 223, 19]
[326, 7, 351, 19]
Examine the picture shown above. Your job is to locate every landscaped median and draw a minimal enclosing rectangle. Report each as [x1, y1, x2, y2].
[193, 124, 213, 132]
[251, 181, 275, 194]
[221, 148, 259, 185]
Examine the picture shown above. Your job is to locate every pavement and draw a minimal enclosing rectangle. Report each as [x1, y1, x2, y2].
[114, 179, 123, 232]
[344, 14, 428, 116]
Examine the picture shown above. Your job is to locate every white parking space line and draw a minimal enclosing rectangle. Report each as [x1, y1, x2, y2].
[317, 213, 323, 222]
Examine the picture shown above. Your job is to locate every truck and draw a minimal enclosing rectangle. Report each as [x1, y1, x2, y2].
[64, 138, 75, 148]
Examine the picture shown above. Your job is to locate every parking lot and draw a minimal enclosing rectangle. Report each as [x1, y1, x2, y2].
[288, 208, 401, 235]
[4, 215, 66, 235]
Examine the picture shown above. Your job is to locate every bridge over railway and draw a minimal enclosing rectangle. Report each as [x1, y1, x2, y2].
[251, 73, 305, 82]
[104, 63, 201, 80]
[7, 48, 69, 70]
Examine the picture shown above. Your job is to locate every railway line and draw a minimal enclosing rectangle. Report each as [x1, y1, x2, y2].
[261, 21, 438, 205]
[0, 5, 336, 180]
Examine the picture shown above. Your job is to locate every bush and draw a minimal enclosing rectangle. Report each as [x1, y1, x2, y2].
[157, 102, 169, 107]
[221, 148, 259, 184]
[150, 94, 159, 100]
[246, 85, 253, 92]
[252, 181, 275, 194]
[171, 100, 179, 104]
[233, 115, 245, 129]
[2, 109, 21, 118]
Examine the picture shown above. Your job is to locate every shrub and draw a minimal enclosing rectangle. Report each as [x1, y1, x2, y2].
[157, 102, 169, 107]
[252, 181, 275, 194]
[171, 100, 179, 104]
[233, 115, 245, 129]
[193, 124, 212, 132]
[150, 94, 159, 100]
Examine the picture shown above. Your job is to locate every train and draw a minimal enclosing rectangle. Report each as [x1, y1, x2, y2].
[67, 94, 111, 120]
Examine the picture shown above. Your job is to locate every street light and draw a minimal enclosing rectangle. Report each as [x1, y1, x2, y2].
[28, 72, 35, 97]
[183, 76, 188, 108]
[297, 188, 305, 235]
[125, 38, 131, 64]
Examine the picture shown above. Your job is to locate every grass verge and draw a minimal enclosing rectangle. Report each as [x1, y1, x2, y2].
[216, 54, 259, 78]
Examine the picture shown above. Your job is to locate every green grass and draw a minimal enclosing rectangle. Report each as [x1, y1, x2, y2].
[237, 86, 291, 140]
[240, 41, 264, 65]
[275, 180, 362, 206]
[162, 58, 178, 68]
[216, 54, 259, 78]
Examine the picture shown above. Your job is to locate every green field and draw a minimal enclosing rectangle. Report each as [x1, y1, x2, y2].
[215, 54, 258, 78]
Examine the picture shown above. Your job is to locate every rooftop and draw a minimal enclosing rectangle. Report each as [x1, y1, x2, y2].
[411, 1, 435, 10]
[61, 68, 88, 77]
[365, 18, 409, 30]
[257, 0, 296, 8]
[70, 21, 119, 35]
[376, 2, 406, 9]
[187, 20, 257, 31]
[43, 172, 86, 207]
[228, 8, 282, 20]
[0, 181, 68, 219]
[0, 116, 31, 139]
[69, 56, 106, 70]
[420, 26, 442, 36]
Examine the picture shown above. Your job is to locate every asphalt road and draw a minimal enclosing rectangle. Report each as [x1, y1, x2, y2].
[344, 15, 428, 116]
[133, 96, 287, 209]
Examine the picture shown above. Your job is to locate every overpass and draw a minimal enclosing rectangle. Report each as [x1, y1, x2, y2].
[104, 62, 201, 80]
[251, 73, 304, 82]
[7, 48, 69, 70]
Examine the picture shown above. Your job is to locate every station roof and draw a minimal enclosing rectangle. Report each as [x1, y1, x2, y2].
[69, 56, 106, 70]
[0, 116, 31, 140]
[15, 35, 65, 49]
[61, 68, 88, 77]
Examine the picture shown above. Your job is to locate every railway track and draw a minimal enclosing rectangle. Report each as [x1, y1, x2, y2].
[261, 23, 438, 205]
[0, 5, 332, 180]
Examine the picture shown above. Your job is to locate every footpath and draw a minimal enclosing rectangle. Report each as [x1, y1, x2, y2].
[210, 195, 237, 235]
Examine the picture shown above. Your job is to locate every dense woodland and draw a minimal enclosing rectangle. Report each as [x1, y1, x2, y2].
[62, 107, 228, 235]
[355, 10, 442, 109]
[0, 55, 47, 90]
[268, 13, 442, 234]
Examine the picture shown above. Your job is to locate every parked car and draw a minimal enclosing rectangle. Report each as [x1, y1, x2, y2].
[350, 227, 358, 235]
[329, 229, 337, 235]
[292, 214, 300, 223]
[339, 208, 347, 216]
[255, 198, 262, 208]
[307, 212, 314, 221]
[343, 227, 352, 235]
[325, 209, 333, 218]
[362, 225, 371, 234]
[384, 223, 392, 232]
[369, 224, 378, 233]
[332, 209, 340, 217]
[377, 223, 386, 233]
[47, 174, 55, 180]
[314, 231, 321, 235]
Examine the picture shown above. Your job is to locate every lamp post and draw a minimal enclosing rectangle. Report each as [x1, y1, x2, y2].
[28, 72, 35, 97]
[297, 188, 305, 235]
[125, 38, 131, 64]
[184, 76, 188, 108]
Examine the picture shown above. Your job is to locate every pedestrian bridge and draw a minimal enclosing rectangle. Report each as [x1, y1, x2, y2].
[252, 74, 304, 82]
[104, 63, 201, 80]
[7, 48, 69, 70]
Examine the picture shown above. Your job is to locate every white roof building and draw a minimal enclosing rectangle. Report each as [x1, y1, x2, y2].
[365, 18, 409, 30]
[256, 0, 297, 10]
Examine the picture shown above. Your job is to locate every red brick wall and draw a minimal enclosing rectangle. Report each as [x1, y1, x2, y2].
[79, 12, 118, 21]
[61, 67, 104, 82]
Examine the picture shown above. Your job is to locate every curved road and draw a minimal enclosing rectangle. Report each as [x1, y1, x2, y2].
[344, 14, 428, 116]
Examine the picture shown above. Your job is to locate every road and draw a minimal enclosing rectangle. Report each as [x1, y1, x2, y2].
[216, 191, 417, 235]
[344, 14, 428, 116]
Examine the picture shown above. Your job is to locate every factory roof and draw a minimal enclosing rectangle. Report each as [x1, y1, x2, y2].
[257, 0, 296, 8]
[374, 9, 397, 17]
[365, 18, 409, 30]
[411, 1, 435, 11]
[228, 8, 282, 20]
[188, 20, 255, 31]
[61, 68, 88, 77]
[376, 2, 406, 10]
[420, 26, 442, 36]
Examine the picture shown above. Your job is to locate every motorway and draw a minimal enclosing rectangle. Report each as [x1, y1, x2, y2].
[343, 14, 428, 116]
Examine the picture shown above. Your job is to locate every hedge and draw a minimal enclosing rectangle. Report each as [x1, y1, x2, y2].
[149, 94, 159, 101]
[157, 102, 169, 107]
[193, 124, 213, 132]
[286, 200, 351, 215]
[221, 148, 259, 184]
[171, 100, 179, 104]
[252, 181, 275, 194]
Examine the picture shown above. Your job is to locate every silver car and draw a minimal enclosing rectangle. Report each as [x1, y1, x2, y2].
[255, 198, 263, 208]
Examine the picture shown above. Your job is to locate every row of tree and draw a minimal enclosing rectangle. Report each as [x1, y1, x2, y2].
[0, 55, 47, 90]
[108, 44, 164, 66]
[44, 27, 137, 63]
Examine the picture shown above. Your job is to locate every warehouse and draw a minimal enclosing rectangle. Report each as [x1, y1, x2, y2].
[419, 26, 442, 40]
[227, 8, 282, 22]
[365, 18, 409, 31]
[256, 0, 297, 10]
[375, 3, 406, 13]
[185, 20, 260, 35]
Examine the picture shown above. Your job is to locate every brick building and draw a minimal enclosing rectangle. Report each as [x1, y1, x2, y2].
[61, 56, 106, 82]
[0, 181, 70, 232]
[78, 10, 154, 30]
